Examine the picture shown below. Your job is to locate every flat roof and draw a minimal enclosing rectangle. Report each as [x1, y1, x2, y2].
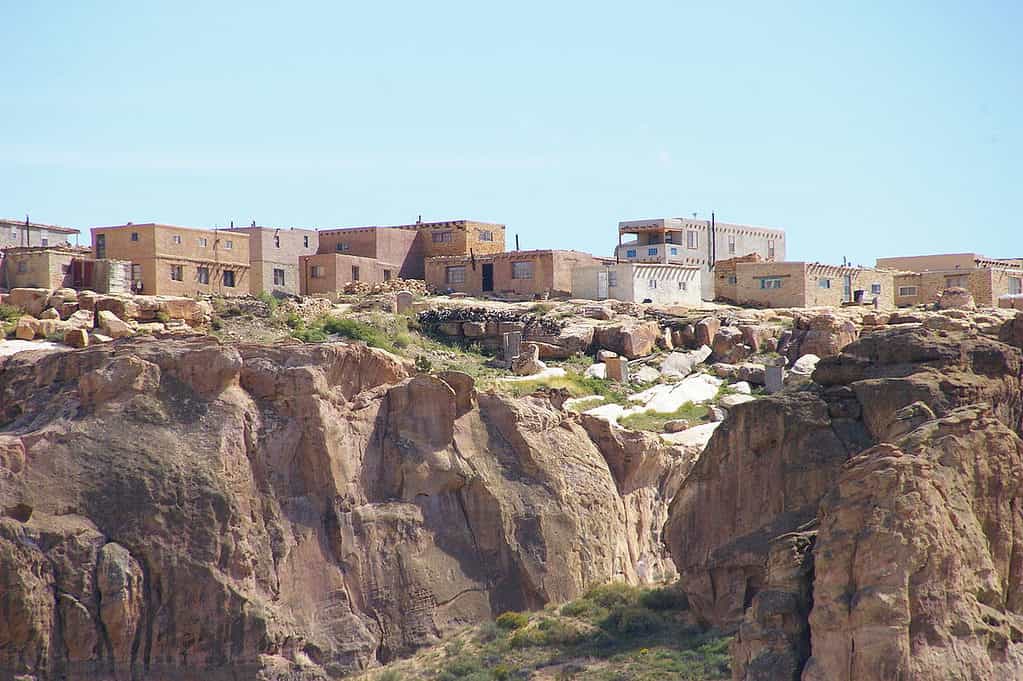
[618, 217, 784, 234]
[0, 218, 79, 234]
[92, 223, 250, 238]
[324, 219, 505, 234]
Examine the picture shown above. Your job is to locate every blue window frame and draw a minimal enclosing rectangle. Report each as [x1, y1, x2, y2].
[626, 249, 637, 257]
[647, 247, 657, 256]
[670, 247, 678, 255]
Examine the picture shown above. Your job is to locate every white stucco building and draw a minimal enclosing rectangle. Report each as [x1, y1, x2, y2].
[572, 262, 702, 306]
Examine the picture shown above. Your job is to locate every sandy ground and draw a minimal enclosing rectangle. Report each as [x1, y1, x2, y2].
[0, 339, 68, 357]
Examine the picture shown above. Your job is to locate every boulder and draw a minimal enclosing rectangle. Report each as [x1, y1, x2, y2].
[730, 381, 752, 395]
[663, 419, 690, 433]
[660, 346, 713, 379]
[76, 290, 99, 312]
[88, 332, 113, 344]
[632, 366, 660, 384]
[8, 288, 51, 317]
[532, 322, 595, 359]
[736, 363, 766, 385]
[596, 321, 660, 359]
[597, 349, 619, 362]
[98, 311, 133, 339]
[66, 309, 94, 330]
[94, 296, 141, 321]
[712, 326, 748, 363]
[38, 308, 60, 320]
[49, 288, 78, 307]
[799, 314, 858, 358]
[790, 354, 820, 376]
[584, 363, 607, 379]
[512, 343, 546, 376]
[14, 316, 37, 340]
[719, 393, 756, 408]
[695, 317, 720, 348]
[584, 305, 614, 320]
[63, 329, 89, 348]
[711, 362, 738, 378]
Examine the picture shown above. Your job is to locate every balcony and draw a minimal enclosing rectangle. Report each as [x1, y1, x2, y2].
[615, 243, 685, 263]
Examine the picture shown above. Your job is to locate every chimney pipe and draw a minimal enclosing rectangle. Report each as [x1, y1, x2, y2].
[515, 234, 520, 250]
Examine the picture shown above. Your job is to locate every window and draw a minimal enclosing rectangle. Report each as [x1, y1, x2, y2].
[678, 281, 687, 291]
[198, 237, 208, 248]
[626, 249, 637, 257]
[648, 279, 658, 289]
[511, 261, 534, 279]
[223, 270, 236, 287]
[727, 275, 738, 285]
[16, 261, 27, 273]
[9, 228, 16, 238]
[760, 278, 783, 290]
[224, 240, 233, 250]
[41, 237, 49, 247]
[336, 242, 350, 252]
[898, 286, 918, 297]
[608, 271, 618, 287]
[479, 231, 493, 242]
[273, 268, 285, 286]
[871, 283, 882, 295]
[670, 247, 678, 256]
[432, 231, 453, 243]
[197, 267, 210, 284]
[96, 234, 106, 258]
[61, 264, 70, 274]
[728, 236, 736, 254]
[945, 275, 967, 288]
[647, 247, 658, 256]
[1010, 277, 1022, 295]
[768, 241, 776, 259]
[274, 236, 280, 248]
[383, 269, 391, 281]
[687, 231, 698, 249]
[311, 265, 325, 278]
[170, 264, 183, 281]
[446, 266, 466, 284]
[819, 279, 831, 289]
[172, 235, 182, 244]
[303, 236, 309, 248]
[351, 266, 360, 281]
[131, 232, 139, 241]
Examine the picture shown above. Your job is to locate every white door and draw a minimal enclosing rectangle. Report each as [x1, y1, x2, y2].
[597, 271, 608, 299]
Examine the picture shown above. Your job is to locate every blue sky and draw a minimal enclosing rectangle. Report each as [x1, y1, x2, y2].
[2, 1, 1019, 264]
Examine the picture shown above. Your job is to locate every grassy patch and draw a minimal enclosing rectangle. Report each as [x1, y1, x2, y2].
[618, 402, 709, 432]
[360, 583, 730, 681]
[490, 372, 632, 405]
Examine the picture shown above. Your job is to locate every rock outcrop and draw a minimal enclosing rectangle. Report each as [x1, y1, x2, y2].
[0, 336, 686, 680]
[665, 324, 1023, 679]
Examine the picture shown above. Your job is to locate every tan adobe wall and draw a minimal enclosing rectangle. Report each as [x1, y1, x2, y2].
[733, 262, 809, 307]
[876, 253, 980, 272]
[425, 250, 595, 297]
[0, 250, 77, 289]
[317, 227, 425, 279]
[712, 254, 763, 303]
[417, 221, 506, 258]
[91, 224, 250, 296]
[301, 253, 402, 296]
[992, 268, 1023, 303]
[226, 227, 317, 296]
[894, 268, 1017, 307]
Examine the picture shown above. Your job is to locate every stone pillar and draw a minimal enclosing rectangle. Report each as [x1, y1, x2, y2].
[606, 356, 630, 383]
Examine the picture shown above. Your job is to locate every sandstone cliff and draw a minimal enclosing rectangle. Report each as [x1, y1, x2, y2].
[664, 321, 1023, 680]
[0, 336, 692, 680]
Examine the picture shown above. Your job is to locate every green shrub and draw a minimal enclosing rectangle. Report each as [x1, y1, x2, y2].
[210, 316, 224, 331]
[414, 355, 433, 373]
[155, 310, 171, 324]
[257, 290, 279, 313]
[377, 671, 402, 681]
[0, 304, 22, 323]
[475, 621, 499, 643]
[496, 611, 529, 631]
[584, 583, 640, 610]
[602, 605, 663, 636]
[436, 655, 483, 679]
[508, 626, 546, 649]
[320, 317, 391, 349]
[285, 313, 303, 329]
[639, 585, 689, 612]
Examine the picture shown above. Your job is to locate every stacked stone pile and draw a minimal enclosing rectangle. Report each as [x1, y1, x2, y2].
[341, 278, 428, 296]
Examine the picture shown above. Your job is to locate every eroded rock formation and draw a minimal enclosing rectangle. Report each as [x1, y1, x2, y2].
[0, 336, 690, 680]
[664, 321, 1023, 680]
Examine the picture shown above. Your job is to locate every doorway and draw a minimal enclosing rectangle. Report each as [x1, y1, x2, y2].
[482, 263, 494, 292]
[597, 271, 609, 299]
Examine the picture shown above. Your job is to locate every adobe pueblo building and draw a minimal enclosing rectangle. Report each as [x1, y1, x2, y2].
[616, 216, 785, 300]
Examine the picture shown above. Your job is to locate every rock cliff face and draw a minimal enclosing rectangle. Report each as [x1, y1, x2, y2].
[664, 322, 1023, 680]
[0, 336, 690, 680]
